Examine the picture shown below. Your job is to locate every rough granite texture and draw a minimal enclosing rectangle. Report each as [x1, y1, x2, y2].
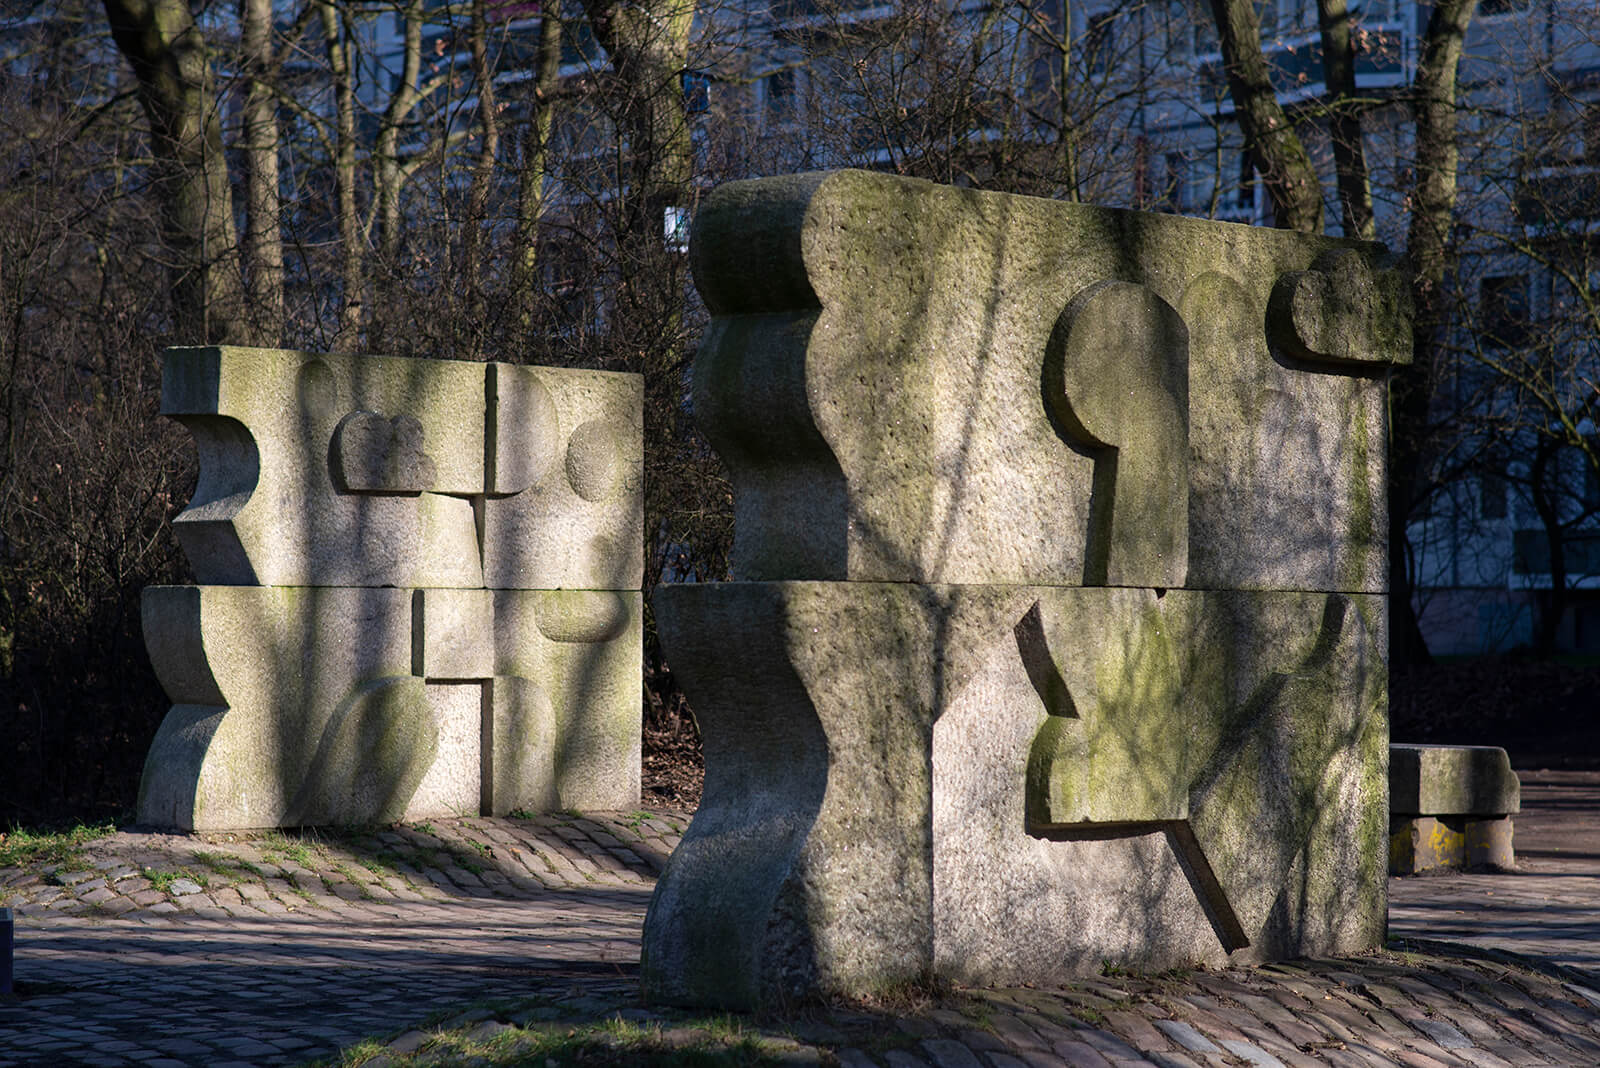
[139, 347, 642, 830]
[1389, 813, 1516, 873]
[1390, 743, 1522, 816]
[689, 170, 1405, 592]
[645, 583, 1388, 1004]
[644, 170, 1406, 1007]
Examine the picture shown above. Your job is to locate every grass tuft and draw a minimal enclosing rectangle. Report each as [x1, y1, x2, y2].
[0, 822, 116, 869]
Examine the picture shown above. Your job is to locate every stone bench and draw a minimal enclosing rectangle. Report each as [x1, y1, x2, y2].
[1390, 744, 1520, 874]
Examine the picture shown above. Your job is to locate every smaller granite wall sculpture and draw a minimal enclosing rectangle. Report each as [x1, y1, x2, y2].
[642, 170, 1409, 1008]
[139, 347, 642, 830]
[1389, 744, 1520, 873]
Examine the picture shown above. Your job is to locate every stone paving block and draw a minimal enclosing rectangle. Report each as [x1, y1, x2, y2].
[1016, 1012, 1082, 1050]
[1046, 1043, 1113, 1068]
[1151, 1021, 1220, 1054]
[1215, 1039, 1285, 1067]
[919, 1039, 985, 1068]
[988, 1013, 1048, 1051]
[1145, 1054, 1204, 1068]
[986, 1055, 1034, 1068]
[1233, 1027, 1322, 1068]
[1073, 1028, 1143, 1062]
[1387, 1049, 1453, 1068]
[1101, 1012, 1168, 1051]
[1040, 1053, 1106, 1068]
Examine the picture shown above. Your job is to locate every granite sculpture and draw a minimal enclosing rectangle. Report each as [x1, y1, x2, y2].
[1389, 743, 1520, 873]
[642, 170, 1410, 1007]
[139, 347, 643, 830]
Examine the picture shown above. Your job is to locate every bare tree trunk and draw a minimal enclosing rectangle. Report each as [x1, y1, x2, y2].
[319, 0, 363, 343]
[102, 0, 248, 344]
[1316, 0, 1374, 241]
[463, 0, 501, 330]
[377, 0, 425, 265]
[240, 0, 284, 344]
[1206, 0, 1323, 232]
[514, 8, 564, 325]
[1390, 0, 1479, 668]
[1056, 0, 1080, 201]
[1530, 441, 1567, 654]
[579, 0, 695, 277]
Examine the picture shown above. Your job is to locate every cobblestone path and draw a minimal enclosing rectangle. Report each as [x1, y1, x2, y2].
[1, 777, 1598, 1067]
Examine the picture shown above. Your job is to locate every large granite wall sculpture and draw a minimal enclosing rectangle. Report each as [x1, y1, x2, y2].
[642, 171, 1410, 1008]
[139, 347, 642, 830]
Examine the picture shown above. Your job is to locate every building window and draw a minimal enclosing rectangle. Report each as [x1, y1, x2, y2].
[1085, 11, 1117, 74]
[1480, 275, 1530, 350]
[682, 70, 712, 116]
[1550, 88, 1600, 163]
[764, 68, 795, 126]
[1481, 469, 1508, 519]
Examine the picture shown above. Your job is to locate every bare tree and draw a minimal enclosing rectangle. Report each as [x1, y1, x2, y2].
[102, 0, 249, 344]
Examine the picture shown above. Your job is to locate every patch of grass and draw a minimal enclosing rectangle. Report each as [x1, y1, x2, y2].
[331, 864, 376, 901]
[468, 839, 493, 859]
[327, 1016, 792, 1066]
[234, 858, 268, 880]
[190, 851, 243, 885]
[0, 822, 116, 869]
[506, 808, 536, 820]
[360, 854, 399, 878]
[1099, 961, 1197, 984]
[261, 831, 318, 869]
[143, 866, 209, 894]
[411, 822, 437, 837]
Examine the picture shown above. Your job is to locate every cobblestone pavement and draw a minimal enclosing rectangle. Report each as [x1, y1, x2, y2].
[0, 775, 1597, 1067]
[1389, 770, 1600, 975]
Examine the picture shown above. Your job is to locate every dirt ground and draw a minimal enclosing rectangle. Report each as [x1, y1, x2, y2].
[641, 718, 703, 809]
[1390, 655, 1600, 768]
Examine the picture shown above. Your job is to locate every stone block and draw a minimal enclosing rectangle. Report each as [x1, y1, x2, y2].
[162, 346, 486, 588]
[647, 170, 1403, 1007]
[139, 585, 415, 829]
[1390, 743, 1521, 817]
[482, 365, 644, 591]
[139, 583, 642, 828]
[688, 170, 1406, 592]
[1388, 744, 1519, 874]
[643, 582, 1388, 1007]
[489, 589, 644, 813]
[1389, 815, 1516, 874]
[141, 346, 644, 829]
[417, 588, 496, 680]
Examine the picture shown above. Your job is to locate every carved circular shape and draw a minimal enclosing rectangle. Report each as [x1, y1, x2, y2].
[533, 590, 631, 644]
[331, 410, 435, 493]
[564, 419, 627, 502]
[296, 359, 337, 420]
[492, 369, 561, 494]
